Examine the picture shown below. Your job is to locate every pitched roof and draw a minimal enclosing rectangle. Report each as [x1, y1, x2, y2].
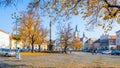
[109, 35, 116, 39]
[93, 39, 100, 43]
[0, 29, 9, 34]
[116, 30, 120, 33]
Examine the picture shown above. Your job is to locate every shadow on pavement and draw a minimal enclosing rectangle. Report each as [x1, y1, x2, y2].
[0, 62, 33, 68]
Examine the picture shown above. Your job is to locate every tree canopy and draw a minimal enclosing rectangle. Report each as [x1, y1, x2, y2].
[1, 0, 120, 32]
[18, 10, 48, 52]
[28, 0, 120, 33]
[57, 23, 73, 53]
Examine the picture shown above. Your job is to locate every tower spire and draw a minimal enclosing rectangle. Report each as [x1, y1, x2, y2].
[83, 32, 85, 38]
[74, 25, 79, 38]
[75, 25, 78, 32]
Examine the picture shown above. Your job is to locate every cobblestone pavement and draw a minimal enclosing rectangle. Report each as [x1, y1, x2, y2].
[0, 52, 120, 68]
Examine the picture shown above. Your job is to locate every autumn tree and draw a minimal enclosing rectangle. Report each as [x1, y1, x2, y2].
[57, 23, 73, 53]
[27, 0, 120, 33]
[1, 0, 120, 32]
[73, 38, 82, 50]
[36, 27, 48, 52]
[18, 10, 47, 52]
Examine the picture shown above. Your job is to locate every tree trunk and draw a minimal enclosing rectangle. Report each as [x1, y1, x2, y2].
[39, 45, 41, 52]
[31, 43, 34, 53]
[31, 35, 35, 53]
[64, 45, 67, 54]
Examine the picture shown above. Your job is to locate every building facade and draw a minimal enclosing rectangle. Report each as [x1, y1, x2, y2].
[100, 34, 116, 50]
[81, 32, 88, 50]
[100, 34, 109, 50]
[92, 39, 100, 49]
[10, 39, 23, 50]
[108, 35, 116, 50]
[84, 38, 96, 50]
[0, 29, 10, 48]
[116, 30, 120, 50]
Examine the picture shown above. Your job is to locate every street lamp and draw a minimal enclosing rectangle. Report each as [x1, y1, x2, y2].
[11, 12, 20, 49]
[11, 12, 21, 60]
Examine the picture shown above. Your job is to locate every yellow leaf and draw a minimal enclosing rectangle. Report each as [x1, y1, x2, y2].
[118, 11, 120, 13]
[82, 15, 87, 19]
[61, 0, 65, 6]
[111, 16, 116, 19]
[102, 24, 105, 29]
[109, 26, 112, 29]
[70, 12, 74, 14]
[65, 10, 68, 14]
[53, 8, 58, 11]
[98, 23, 102, 26]
[103, 16, 109, 20]
[81, 1, 85, 5]
[68, 2, 72, 7]
[117, 18, 120, 24]
[102, 10, 105, 14]
[74, 10, 78, 15]
[73, 0, 77, 3]
[104, 3, 108, 8]
[111, 11, 115, 16]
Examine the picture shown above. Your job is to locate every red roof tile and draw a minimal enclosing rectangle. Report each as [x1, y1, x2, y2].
[109, 35, 116, 39]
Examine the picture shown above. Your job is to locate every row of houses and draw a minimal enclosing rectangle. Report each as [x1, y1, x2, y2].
[116, 30, 120, 49]
[0, 29, 48, 51]
[83, 30, 120, 50]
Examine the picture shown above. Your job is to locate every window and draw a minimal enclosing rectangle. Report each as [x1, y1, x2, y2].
[117, 40, 119, 44]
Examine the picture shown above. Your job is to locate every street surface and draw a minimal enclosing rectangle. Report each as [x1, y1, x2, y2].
[0, 52, 120, 68]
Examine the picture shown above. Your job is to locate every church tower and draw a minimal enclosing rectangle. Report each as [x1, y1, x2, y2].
[82, 32, 88, 50]
[74, 25, 79, 39]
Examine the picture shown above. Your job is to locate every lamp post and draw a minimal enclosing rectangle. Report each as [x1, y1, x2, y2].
[12, 12, 19, 49]
[11, 12, 21, 60]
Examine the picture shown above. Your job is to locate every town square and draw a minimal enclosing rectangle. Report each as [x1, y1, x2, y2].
[0, 0, 120, 68]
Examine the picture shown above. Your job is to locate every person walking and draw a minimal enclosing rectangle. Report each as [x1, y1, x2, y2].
[16, 48, 21, 60]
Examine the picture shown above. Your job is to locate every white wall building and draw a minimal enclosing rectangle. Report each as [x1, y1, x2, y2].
[0, 30, 10, 48]
[116, 30, 120, 50]
[10, 39, 23, 49]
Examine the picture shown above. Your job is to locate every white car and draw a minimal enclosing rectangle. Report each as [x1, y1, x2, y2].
[101, 50, 112, 54]
[0, 48, 16, 57]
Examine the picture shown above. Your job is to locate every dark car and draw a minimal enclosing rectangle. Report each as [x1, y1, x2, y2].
[97, 50, 104, 53]
[82, 50, 90, 52]
[111, 50, 120, 55]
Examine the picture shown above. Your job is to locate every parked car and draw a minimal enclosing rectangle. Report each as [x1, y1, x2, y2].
[0, 48, 16, 57]
[82, 50, 90, 52]
[97, 50, 104, 53]
[20, 48, 29, 52]
[111, 50, 120, 55]
[101, 50, 112, 54]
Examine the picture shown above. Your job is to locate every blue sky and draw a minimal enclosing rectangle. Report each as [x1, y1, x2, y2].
[0, 1, 120, 40]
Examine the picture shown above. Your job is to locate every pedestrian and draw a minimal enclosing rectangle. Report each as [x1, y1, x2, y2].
[16, 48, 21, 60]
[91, 48, 94, 55]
